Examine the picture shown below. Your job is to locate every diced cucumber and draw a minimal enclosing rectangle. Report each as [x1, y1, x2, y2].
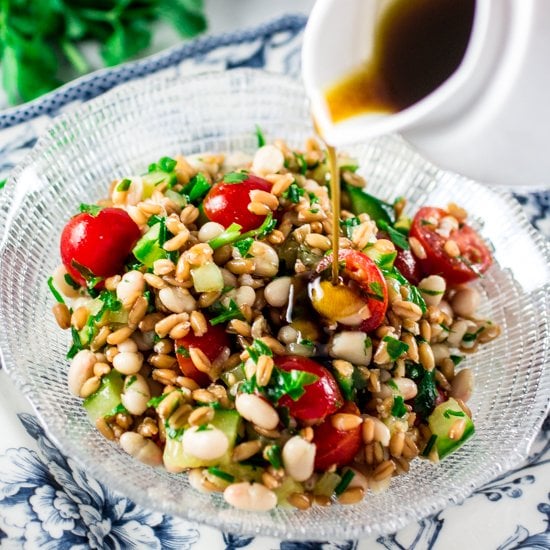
[204, 462, 263, 490]
[394, 215, 412, 233]
[132, 223, 167, 267]
[332, 361, 355, 401]
[274, 476, 304, 506]
[313, 471, 341, 497]
[163, 409, 241, 471]
[220, 364, 246, 387]
[428, 398, 475, 459]
[191, 262, 224, 293]
[165, 189, 187, 208]
[83, 370, 124, 422]
[345, 185, 394, 225]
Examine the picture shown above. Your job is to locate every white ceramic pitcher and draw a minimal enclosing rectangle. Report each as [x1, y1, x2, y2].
[302, 0, 550, 186]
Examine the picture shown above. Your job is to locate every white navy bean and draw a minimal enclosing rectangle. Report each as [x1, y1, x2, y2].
[121, 374, 151, 415]
[282, 436, 316, 482]
[251, 145, 285, 176]
[450, 368, 474, 402]
[118, 339, 138, 353]
[452, 287, 480, 318]
[112, 351, 143, 375]
[224, 482, 277, 511]
[182, 425, 229, 461]
[249, 241, 279, 278]
[198, 221, 225, 243]
[235, 393, 279, 430]
[264, 277, 291, 307]
[53, 265, 80, 298]
[329, 331, 372, 366]
[68, 350, 96, 396]
[119, 432, 162, 466]
[394, 377, 418, 400]
[116, 270, 145, 308]
[159, 287, 196, 313]
[418, 275, 446, 307]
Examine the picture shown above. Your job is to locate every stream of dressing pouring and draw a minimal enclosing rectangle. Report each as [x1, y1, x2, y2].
[302, 0, 550, 187]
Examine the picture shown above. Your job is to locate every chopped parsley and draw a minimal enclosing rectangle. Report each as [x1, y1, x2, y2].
[462, 327, 484, 342]
[79, 203, 102, 216]
[391, 395, 407, 417]
[176, 346, 190, 358]
[108, 403, 129, 416]
[63, 273, 80, 290]
[383, 336, 409, 360]
[294, 152, 308, 174]
[66, 327, 83, 359]
[246, 338, 273, 363]
[234, 238, 254, 258]
[255, 125, 266, 148]
[340, 216, 360, 239]
[222, 171, 248, 184]
[116, 178, 132, 192]
[182, 172, 211, 203]
[282, 182, 305, 203]
[208, 212, 276, 250]
[422, 434, 438, 456]
[421, 288, 445, 296]
[147, 393, 169, 408]
[126, 375, 137, 387]
[209, 299, 244, 325]
[378, 219, 410, 250]
[368, 281, 385, 301]
[47, 276, 65, 304]
[334, 469, 355, 496]
[264, 445, 282, 469]
[443, 409, 466, 419]
[71, 260, 102, 291]
[207, 467, 234, 483]
[382, 266, 427, 313]
[450, 355, 464, 366]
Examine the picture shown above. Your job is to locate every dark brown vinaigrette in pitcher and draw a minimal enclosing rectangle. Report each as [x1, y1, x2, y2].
[325, 0, 476, 122]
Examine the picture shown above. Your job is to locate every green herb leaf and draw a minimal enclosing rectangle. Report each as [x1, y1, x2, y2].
[462, 327, 484, 342]
[116, 178, 132, 192]
[264, 445, 282, 469]
[265, 369, 318, 403]
[209, 299, 244, 326]
[66, 327, 83, 359]
[207, 467, 234, 483]
[47, 276, 65, 304]
[176, 346, 190, 358]
[247, 339, 273, 363]
[64, 274, 80, 290]
[378, 220, 410, 250]
[183, 173, 211, 203]
[334, 469, 355, 496]
[391, 395, 407, 417]
[108, 403, 129, 416]
[443, 409, 466, 419]
[255, 125, 266, 147]
[79, 204, 102, 216]
[340, 217, 360, 239]
[413, 369, 437, 421]
[422, 434, 438, 456]
[294, 152, 308, 175]
[450, 355, 464, 366]
[383, 336, 409, 360]
[222, 171, 248, 184]
[234, 238, 254, 258]
[147, 393, 169, 408]
[282, 182, 305, 204]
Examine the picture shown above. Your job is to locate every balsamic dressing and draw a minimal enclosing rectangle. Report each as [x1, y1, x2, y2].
[325, 0, 476, 122]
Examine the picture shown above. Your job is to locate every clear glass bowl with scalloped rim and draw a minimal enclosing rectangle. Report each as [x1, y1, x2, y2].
[0, 69, 549, 540]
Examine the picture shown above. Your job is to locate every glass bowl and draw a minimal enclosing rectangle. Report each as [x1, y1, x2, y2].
[0, 69, 549, 540]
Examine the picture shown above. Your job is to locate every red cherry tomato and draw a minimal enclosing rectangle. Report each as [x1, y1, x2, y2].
[313, 402, 363, 471]
[394, 249, 421, 285]
[275, 356, 343, 423]
[410, 207, 492, 285]
[60, 207, 140, 287]
[317, 249, 389, 333]
[203, 175, 272, 232]
[175, 322, 230, 387]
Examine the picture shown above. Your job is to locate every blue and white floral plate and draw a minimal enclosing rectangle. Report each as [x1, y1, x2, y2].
[0, 15, 549, 549]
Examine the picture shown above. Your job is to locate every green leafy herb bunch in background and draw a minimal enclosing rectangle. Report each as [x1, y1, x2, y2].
[0, 0, 207, 105]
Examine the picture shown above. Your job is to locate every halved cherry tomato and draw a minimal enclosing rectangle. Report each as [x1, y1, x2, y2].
[315, 249, 389, 333]
[313, 402, 363, 471]
[203, 175, 272, 232]
[60, 207, 140, 287]
[175, 322, 230, 387]
[275, 356, 343, 424]
[410, 207, 492, 285]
